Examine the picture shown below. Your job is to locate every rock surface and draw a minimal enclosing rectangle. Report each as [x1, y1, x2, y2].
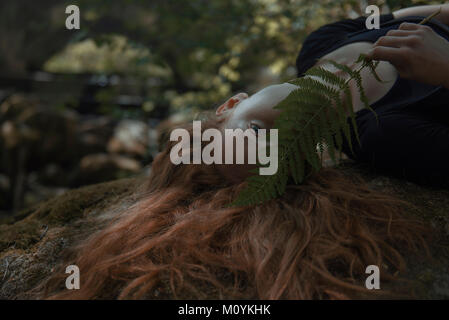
[0, 162, 448, 299]
[0, 177, 143, 299]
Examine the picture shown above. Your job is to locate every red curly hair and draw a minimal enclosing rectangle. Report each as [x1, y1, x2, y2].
[40, 118, 430, 299]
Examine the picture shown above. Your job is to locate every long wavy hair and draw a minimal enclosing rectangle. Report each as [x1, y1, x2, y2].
[40, 118, 430, 299]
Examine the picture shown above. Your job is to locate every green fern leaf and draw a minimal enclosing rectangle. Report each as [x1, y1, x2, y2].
[231, 54, 382, 207]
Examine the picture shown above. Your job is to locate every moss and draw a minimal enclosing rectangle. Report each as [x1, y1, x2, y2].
[0, 220, 41, 252]
[338, 161, 449, 224]
[32, 177, 140, 225]
[2, 163, 449, 299]
[0, 205, 37, 226]
[0, 177, 142, 255]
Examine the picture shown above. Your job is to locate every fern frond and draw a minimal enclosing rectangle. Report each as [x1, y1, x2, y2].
[232, 54, 382, 206]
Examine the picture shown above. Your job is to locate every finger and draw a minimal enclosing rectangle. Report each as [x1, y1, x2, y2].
[374, 35, 414, 48]
[374, 36, 401, 48]
[385, 29, 417, 37]
[398, 22, 420, 31]
[366, 46, 405, 67]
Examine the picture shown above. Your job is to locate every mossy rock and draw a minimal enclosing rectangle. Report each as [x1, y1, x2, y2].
[0, 176, 143, 299]
[0, 163, 448, 299]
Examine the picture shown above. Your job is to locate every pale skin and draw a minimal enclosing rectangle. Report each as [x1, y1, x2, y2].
[317, 4, 449, 112]
[367, 22, 449, 89]
[215, 83, 298, 183]
[215, 4, 449, 182]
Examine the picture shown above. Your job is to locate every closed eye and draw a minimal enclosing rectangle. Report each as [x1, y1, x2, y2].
[250, 123, 261, 135]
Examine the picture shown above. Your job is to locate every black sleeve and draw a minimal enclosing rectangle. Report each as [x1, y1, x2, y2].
[352, 106, 449, 187]
[296, 14, 395, 76]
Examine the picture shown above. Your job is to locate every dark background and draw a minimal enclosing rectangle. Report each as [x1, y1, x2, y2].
[0, 0, 433, 216]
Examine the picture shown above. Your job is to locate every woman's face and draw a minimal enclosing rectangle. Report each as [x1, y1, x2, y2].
[216, 83, 299, 132]
[215, 82, 299, 183]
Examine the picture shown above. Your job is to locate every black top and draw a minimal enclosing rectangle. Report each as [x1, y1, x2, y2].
[296, 14, 449, 114]
[297, 14, 393, 77]
[295, 15, 449, 186]
[296, 14, 449, 75]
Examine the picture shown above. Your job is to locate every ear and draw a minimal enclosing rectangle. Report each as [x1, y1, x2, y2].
[215, 92, 248, 116]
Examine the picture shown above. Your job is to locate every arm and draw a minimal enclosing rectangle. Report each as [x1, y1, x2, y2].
[393, 4, 449, 26]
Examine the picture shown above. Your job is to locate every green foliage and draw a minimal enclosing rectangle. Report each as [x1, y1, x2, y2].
[232, 54, 382, 206]
[2, 0, 443, 113]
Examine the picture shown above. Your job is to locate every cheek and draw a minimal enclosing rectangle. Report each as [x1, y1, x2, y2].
[223, 112, 247, 131]
[215, 128, 258, 184]
[265, 108, 281, 125]
[220, 129, 258, 163]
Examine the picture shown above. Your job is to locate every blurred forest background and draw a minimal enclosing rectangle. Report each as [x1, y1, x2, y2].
[0, 0, 438, 216]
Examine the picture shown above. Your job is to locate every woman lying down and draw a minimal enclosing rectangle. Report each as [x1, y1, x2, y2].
[39, 4, 449, 299]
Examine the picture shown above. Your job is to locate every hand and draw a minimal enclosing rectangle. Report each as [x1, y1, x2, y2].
[367, 22, 449, 89]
